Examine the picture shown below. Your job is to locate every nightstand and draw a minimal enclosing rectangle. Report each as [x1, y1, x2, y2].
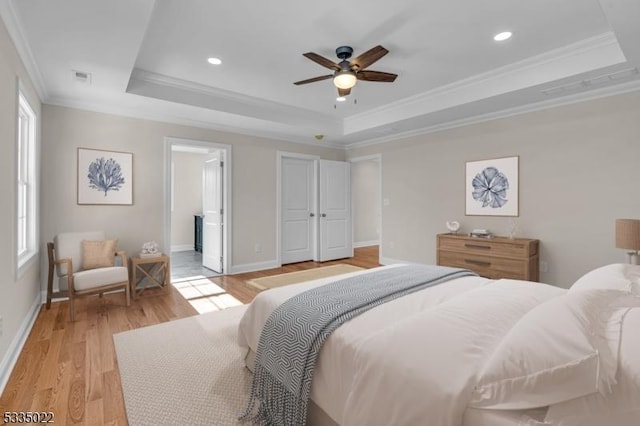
[130, 254, 171, 299]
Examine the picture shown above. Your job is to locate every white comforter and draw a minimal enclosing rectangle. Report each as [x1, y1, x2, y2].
[237, 265, 565, 426]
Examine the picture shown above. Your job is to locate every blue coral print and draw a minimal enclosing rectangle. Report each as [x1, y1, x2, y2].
[87, 157, 125, 196]
[472, 166, 509, 208]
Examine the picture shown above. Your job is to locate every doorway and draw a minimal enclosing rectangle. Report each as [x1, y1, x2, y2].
[349, 154, 382, 257]
[164, 137, 231, 280]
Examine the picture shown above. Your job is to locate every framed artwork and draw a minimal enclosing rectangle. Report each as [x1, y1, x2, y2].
[465, 156, 518, 216]
[77, 148, 133, 205]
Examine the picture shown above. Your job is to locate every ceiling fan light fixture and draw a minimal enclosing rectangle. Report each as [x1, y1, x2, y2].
[207, 57, 222, 65]
[333, 71, 357, 89]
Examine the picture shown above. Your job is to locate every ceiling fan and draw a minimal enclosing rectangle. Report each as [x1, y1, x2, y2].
[294, 45, 397, 96]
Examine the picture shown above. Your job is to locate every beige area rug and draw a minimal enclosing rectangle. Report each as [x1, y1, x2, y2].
[114, 306, 251, 426]
[246, 264, 363, 291]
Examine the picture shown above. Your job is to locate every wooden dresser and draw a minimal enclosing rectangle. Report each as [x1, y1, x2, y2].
[437, 233, 539, 281]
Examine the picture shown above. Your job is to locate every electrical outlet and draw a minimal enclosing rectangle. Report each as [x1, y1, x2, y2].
[389, 241, 395, 249]
[254, 243, 262, 253]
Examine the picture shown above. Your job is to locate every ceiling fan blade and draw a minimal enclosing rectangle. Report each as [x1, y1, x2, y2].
[337, 87, 351, 97]
[303, 52, 341, 71]
[357, 70, 397, 82]
[294, 75, 333, 85]
[350, 45, 389, 71]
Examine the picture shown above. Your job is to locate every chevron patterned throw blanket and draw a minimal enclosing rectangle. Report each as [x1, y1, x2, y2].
[240, 264, 477, 425]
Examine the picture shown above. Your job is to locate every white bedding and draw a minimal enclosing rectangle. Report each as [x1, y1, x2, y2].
[238, 264, 566, 425]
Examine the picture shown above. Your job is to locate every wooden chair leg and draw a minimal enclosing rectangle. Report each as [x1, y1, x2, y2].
[69, 293, 76, 322]
[46, 242, 55, 310]
[125, 282, 131, 307]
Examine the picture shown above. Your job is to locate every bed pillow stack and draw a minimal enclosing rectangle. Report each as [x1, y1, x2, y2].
[470, 263, 640, 420]
[541, 263, 640, 426]
[570, 263, 640, 294]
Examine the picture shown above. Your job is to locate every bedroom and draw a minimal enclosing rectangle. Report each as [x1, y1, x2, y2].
[1, 0, 639, 424]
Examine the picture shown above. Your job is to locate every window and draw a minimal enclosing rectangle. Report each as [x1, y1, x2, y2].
[17, 89, 37, 274]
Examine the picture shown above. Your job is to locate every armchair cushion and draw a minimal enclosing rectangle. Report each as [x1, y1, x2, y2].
[74, 266, 128, 291]
[82, 239, 117, 270]
[55, 231, 105, 275]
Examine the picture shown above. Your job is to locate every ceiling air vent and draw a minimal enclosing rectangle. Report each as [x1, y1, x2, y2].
[72, 70, 92, 85]
[542, 67, 639, 96]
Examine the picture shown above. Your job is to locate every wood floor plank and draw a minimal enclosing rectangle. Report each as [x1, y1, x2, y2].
[0, 246, 380, 424]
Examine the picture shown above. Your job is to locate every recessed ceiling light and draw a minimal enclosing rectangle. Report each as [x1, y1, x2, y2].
[336, 96, 346, 102]
[493, 31, 512, 42]
[207, 57, 222, 65]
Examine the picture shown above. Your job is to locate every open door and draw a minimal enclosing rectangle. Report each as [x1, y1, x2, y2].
[202, 152, 223, 273]
[319, 160, 353, 261]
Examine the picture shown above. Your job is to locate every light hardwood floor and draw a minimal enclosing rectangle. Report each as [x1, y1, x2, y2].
[0, 246, 379, 425]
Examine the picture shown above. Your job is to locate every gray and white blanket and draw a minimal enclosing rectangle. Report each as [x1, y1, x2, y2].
[240, 264, 476, 426]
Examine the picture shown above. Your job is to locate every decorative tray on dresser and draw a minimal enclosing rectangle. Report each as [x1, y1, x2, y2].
[436, 233, 539, 281]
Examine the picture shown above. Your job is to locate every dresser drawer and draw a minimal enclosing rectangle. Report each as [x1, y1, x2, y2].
[437, 236, 536, 258]
[438, 250, 527, 280]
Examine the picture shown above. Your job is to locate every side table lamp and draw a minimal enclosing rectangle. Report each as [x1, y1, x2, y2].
[615, 218, 640, 265]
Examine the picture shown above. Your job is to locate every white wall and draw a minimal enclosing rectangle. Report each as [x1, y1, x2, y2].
[351, 159, 380, 246]
[348, 91, 640, 287]
[170, 151, 204, 250]
[0, 15, 42, 388]
[40, 105, 345, 274]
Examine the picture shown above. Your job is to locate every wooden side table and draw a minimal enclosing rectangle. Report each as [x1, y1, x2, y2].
[130, 254, 171, 299]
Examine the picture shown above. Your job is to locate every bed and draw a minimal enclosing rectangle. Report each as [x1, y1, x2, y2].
[237, 263, 640, 426]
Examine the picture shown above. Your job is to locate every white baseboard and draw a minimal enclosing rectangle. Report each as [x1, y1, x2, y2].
[170, 244, 193, 252]
[228, 260, 279, 275]
[353, 240, 380, 248]
[379, 256, 413, 266]
[0, 293, 42, 395]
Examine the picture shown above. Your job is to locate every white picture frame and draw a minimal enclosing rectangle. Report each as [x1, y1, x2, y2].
[465, 156, 519, 216]
[77, 147, 133, 205]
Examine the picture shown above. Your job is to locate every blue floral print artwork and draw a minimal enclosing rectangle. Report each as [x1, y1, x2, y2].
[471, 166, 509, 208]
[87, 157, 125, 196]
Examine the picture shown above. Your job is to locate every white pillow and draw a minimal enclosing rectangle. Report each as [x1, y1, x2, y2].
[544, 308, 640, 426]
[469, 290, 640, 410]
[570, 264, 640, 294]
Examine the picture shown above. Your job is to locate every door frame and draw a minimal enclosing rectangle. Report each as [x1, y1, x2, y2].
[348, 154, 382, 260]
[276, 151, 320, 266]
[164, 137, 232, 275]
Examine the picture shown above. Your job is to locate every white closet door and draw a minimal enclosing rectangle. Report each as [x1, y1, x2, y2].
[281, 157, 316, 264]
[319, 160, 353, 261]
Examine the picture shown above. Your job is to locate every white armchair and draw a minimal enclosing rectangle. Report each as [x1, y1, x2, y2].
[46, 231, 131, 321]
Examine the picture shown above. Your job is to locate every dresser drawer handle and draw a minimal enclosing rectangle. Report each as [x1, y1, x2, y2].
[465, 259, 491, 267]
[465, 244, 491, 250]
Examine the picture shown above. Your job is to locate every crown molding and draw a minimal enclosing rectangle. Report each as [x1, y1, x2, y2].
[0, 0, 48, 100]
[44, 95, 346, 149]
[128, 69, 342, 131]
[345, 32, 623, 135]
[345, 78, 640, 150]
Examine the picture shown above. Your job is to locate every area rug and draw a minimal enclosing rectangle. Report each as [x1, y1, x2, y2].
[246, 264, 363, 291]
[114, 306, 250, 426]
